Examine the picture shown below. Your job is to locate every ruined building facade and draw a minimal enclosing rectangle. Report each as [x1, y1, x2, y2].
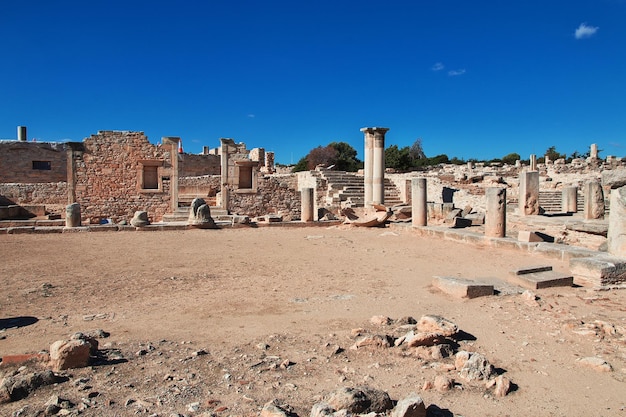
[0, 130, 293, 223]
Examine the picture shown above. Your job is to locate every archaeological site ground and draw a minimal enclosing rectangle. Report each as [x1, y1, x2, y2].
[1, 126, 626, 416]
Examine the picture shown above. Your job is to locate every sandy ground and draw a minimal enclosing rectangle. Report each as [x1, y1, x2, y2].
[1, 226, 625, 417]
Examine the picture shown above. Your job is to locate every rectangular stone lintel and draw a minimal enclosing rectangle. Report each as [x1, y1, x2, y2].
[432, 276, 494, 299]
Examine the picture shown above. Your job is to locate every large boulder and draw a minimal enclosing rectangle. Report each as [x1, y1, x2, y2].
[324, 386, 393, 414]
[49, 339, 91, 371]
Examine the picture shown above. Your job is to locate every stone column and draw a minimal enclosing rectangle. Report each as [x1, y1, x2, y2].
[361, 127, 389, 207]
[608, 186, 626, 257]
[65, 203, 81, 227]
[519, 171, 540, 215]
[529, 154, 537, 171]
[545, 155, 551, 165]
[162, 137, 180, 212]
[590, 143, 598, 159]
[220, 138, 235, 212]
[561, 186, 578, 213]
[485, 187, 506, 237]
[412, 178, 427, 227]
[301, 188, 314, 222]
[467, 161, 473, 171]
[17, 126, 27, 142]
[584, 181, 605, 219]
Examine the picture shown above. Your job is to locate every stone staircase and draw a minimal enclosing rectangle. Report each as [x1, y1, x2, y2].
[318, 170, 403, 207]
[538, 191, 587, 213]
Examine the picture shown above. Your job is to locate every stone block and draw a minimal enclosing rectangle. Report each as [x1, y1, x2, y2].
[518, 231, 554, 242]
[451, 217, 472, 228]
[508, 270, 573, 290]
[432, 276, 494, 299]
[465, 212, 485, 225]
[569, 255, 626, 287]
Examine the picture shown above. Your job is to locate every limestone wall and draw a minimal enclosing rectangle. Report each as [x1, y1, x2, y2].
[72, 131, 174, 224]
[0, 182, 67, 214]
[179, 154, 220, 177]
[229, 174, 301, 219]
[0, 141, 68, 183]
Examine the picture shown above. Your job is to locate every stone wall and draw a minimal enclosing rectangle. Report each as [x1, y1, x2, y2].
[0, 141, 68, 183]
[179, 154, 220, 177]
[229, 174, 301, 219]
[72, 131, 174, 224]
[0, 182, 68, 215]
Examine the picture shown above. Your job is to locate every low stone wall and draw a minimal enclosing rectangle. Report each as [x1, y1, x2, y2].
[229, 174, 301, 219]
[0, 182, 68, 215]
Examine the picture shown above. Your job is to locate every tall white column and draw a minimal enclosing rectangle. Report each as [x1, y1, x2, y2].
[412, 178, 427, 227]
[361, 127, 389, 207]
[486, 187, 506, 237]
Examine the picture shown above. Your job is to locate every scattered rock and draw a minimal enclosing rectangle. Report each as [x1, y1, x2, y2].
[370, 315, 393, 326]
[456, 351, 495, 381]
[49, 339, 91, 371]
[576, 357, 613, 372]
[390, 393, 427, 417]
[261, 399, 297, 417]
[434, 375, 453, 392]
[416, 315, 458, 337]
[0, 371, 63, 404]
[324, 386, 393, 414]
[493, 375, 511, 397]
[351, 335, 393, 350]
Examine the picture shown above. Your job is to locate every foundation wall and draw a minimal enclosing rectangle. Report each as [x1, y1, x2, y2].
[179, 154, 221, 177]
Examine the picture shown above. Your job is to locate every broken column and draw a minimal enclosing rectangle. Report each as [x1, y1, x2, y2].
[590, 143, 598, 160]
[485, 187, 506, 238]
[17, 126, 27, 142]
[361, 127, 389, 207]
[220, 138, 236, 213]
[301, 188, 314, 222]
[584, 180, 605, 219]
[529, 154, 537, 171]
[519, 171, 539, 215]
[412, 178, 427, 227]
[607, 186, 626, 257]
[562, 186, 578, 213]
[65, 203, 81, 227]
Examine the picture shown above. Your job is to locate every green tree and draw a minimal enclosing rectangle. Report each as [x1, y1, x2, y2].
[501, 152, 521, 165]
[545, 146, 565, 161]
[385, 145, 413, 171]
[328, 141, 361, 171]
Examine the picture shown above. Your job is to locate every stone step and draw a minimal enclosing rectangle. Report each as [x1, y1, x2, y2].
[508, 269, 573, 290]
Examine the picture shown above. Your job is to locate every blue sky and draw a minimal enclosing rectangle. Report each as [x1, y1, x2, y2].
[1, 1, 624, 164]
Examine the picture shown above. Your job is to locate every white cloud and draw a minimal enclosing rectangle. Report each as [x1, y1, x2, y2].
[575, 23, 598, 39]
[247, 114, 256, 118]
[448, 69, 466, 76]
[431, 62, 445, 71]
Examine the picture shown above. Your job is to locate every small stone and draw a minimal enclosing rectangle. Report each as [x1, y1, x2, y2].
[130, 211, 150, 227]
[351, 335, 392, 350]
[493, 375, 511, 397]
[434, 375, 453, 392]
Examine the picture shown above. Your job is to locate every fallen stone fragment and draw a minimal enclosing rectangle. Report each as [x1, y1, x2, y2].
[71, 332, 99, 355]
[351, 335, 392, 350]
[432, 276, 494, 299]
[130, 211, 150, 227]
[416, 315, 458, 337]
[261, 399, 297, 417]
[390, 393, 426, 417]
[324, 386, 393, 414]
[576, 357, 613, 372]
[405, 332, 446, 348]
[49, 339, 91, 371]
[456, 351, 495, 381]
